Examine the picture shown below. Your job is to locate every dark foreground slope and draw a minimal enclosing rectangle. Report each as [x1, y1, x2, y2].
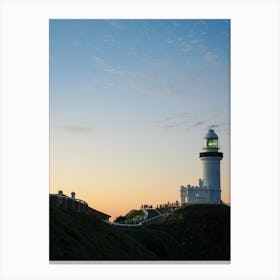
[50, 204, 230, 261]
[142, 204, 230, 260]
[50, 206, 157, 260]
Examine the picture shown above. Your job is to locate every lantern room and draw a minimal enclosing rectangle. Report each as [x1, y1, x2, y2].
[203, 129, 219, 150]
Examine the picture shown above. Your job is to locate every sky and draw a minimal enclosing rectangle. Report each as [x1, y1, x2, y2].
[49, 19, 230, 220]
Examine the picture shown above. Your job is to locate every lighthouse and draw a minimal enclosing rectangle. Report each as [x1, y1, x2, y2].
[199, 129, 223, 204]
[180, 128, 223, 205]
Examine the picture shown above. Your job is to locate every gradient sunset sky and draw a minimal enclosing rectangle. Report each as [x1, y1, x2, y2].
[50, 19, 230, 220]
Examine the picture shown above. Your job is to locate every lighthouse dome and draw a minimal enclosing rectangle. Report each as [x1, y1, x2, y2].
[205, 129, 218, 139]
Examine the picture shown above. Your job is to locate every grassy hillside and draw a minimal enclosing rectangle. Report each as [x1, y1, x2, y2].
[125, 209, 144, 220]
[50, 206, 157, 260]
[114, 209, 145, 223]
[50, 204, 230, 261]
[144, 203, 230, 260]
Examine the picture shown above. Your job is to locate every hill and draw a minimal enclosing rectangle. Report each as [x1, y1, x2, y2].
[50, 203, 230, 260]
[124, 209, 144, 220]
[141, 203, 230, 260]
[50, 206, 157, 260]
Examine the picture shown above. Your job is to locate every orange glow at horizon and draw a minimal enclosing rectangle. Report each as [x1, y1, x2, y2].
[50, 157, 230, 220]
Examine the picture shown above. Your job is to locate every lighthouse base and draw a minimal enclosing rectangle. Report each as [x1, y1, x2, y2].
[180, 184, 221, 205]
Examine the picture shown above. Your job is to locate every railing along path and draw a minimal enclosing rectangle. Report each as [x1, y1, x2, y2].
[103, 207, 177, 228]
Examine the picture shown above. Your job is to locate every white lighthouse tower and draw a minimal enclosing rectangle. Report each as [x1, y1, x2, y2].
[199, 129, 223, 204]
[180, 128, 223, 205]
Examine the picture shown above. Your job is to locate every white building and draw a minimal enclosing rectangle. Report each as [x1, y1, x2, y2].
[180, 129, 223, 204]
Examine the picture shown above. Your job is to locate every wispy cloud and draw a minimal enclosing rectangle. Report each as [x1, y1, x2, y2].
[186, 120, 228, 132]
[157, 112, 189, 130]
[104, 67, 123, 75]
[165, 21, 220, 65]
[181, 42, 192, 53]
[103, 35, 117, 44]
[189, 121, 207, 128]
[92, 56, 126, 76]
[55, 125, 93, 133]
[127, 78, 188, 101]
[93, 56, 105, 66]
[203, 51, 218, 64]
[93, 55, 158, 80]
[157, 111, 226, 133]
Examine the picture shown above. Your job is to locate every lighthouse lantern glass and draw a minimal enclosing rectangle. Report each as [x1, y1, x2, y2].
[207, 139, 218, 148]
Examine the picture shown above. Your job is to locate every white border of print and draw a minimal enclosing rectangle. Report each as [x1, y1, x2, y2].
[0, 0, 279, 279]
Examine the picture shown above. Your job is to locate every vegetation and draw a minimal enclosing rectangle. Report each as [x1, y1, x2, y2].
[144, 203, 230, 260]
[114, 215, 126, 223]
[114, 209, 145, 223]
[50, 206, 157, 260]
[125, 209, 144, 220]
[50, 203, 230, 260]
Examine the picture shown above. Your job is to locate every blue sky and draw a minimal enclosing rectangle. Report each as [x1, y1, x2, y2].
[49, 19, 230, 218]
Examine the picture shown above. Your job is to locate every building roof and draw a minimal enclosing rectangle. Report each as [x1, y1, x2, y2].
[50, 191, 111, 219]
[88, 206, 111, 218]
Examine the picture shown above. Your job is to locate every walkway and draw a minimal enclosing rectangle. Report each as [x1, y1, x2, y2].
[103, 207, 178, 228]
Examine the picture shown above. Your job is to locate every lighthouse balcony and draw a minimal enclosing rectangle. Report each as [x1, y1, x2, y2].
[199, 152, 223, 158]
